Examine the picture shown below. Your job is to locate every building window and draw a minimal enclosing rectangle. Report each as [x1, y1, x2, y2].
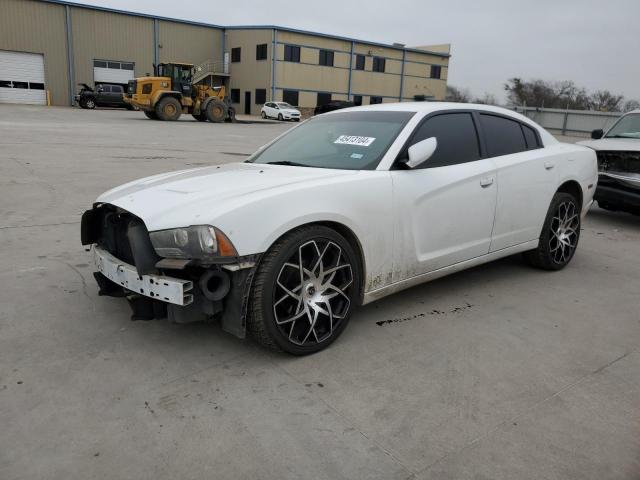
[355, 55, 365, 70]
[230, 88, 240, 103]
[370, 96, 383, 104]
[231, 47, 241, 63]
[282, 89, 299, 106]
[284, 45, 301, 62]
[93, 60, 107, 68]
[319, 49, 334, 67]
[256, 43, 268, 61]
[372, 57, 385, 73]
[353, 95, 362, 106]
[317, 92, 332, 106]
[255, 88, 266, 104]
[121, 62, 134, 71]
[430, 65, 442, 79]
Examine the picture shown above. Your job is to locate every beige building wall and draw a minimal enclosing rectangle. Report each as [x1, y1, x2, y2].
[158, 21, 223, 67]
[226, 29, 273, 115]
[0, 0, 70, 105]
[70, 7, 155, 91]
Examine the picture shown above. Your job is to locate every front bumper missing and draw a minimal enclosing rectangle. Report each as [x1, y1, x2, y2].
[94, 246, 194, 306]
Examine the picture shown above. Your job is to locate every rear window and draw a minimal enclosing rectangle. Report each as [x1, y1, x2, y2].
[480, 114, 528, 157]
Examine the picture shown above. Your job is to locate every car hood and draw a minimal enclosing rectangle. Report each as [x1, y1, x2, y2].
[577, 138, 640, 151]
[97, 162, 357, 231]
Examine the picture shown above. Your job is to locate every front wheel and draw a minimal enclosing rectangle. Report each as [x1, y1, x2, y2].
[83, 98, 96, 109]
[248, 226, 360, 355]
[278, 113, 283, 121]
[524, 192, 581, 270]
[155, 97, 182, 121]
[261, 111, 267, 119]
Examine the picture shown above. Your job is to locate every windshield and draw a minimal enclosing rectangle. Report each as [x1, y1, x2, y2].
[248, 111, 415, 170]
[276, 102, 293, 109]
[606, 113, 640, 139]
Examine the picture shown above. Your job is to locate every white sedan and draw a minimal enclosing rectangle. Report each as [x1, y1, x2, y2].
[261, 101, 301, 121]
[81, 103, 597, 355]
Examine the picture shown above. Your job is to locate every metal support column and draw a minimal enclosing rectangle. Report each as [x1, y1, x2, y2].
[153, 19, 159, 70]
[347, 41, 354, 100]
[271, 29, 278, 101]
[399, 49, 406, 102]
[64, 5, 75, 106]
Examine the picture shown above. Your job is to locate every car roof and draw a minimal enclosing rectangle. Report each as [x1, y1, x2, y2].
[328, 101, 558, 145]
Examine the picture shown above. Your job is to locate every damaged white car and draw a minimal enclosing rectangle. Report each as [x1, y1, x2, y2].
[81, 103, 597, 355]
[578, 109, 640, 215]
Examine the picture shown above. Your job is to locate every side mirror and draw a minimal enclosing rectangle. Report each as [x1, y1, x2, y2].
[96, 86, 104, 93]
[405, 137, 438, 169]
[591, 129, 604, 139]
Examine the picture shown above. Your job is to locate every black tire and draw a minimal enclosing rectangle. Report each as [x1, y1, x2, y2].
[248, 225, 361, 355]
[144, 110, 158, 120]
[205, 99, 227, 123]
[278, 113, 283, 121]
[83, 98, 96, 109]
[192, 113, 207, 122]
[523, 192, 581, 270]
[261, 111, 267, 119]
[294, 118, 300, 122]
[155, 96, 182, 121]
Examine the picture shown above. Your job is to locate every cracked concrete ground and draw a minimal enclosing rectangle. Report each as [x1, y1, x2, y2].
[1, 105, 639, 480]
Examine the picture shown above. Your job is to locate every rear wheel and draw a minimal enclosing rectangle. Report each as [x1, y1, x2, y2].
[248, 225, 360, 355]
[155, 96, 182, 121]
[144, 110, 158, 120]
[524, 192, 581, 270]
[205, 99, 227, 123]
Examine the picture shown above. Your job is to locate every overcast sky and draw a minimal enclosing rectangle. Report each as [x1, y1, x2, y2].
[79, 0, 640, 102]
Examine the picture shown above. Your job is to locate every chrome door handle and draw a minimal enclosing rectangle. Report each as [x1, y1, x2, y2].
[480, 176, 494, 187]
[544, 161, 555, 170]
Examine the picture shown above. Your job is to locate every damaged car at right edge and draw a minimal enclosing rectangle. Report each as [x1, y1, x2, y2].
[579, 109, 640, 215]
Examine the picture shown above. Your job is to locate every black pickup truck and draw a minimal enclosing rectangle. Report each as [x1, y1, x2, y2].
[75, 83, 136, 110]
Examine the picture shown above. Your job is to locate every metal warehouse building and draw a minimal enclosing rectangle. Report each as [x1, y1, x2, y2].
[0, 0, 450, 114]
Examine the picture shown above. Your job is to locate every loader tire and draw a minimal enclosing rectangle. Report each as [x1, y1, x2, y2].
[205, 99, 226, 123]
[155, 97, 182, 121]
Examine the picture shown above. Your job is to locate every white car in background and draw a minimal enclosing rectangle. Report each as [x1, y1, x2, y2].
[81, 103, 597, 355]
[261, 101, 301, 121]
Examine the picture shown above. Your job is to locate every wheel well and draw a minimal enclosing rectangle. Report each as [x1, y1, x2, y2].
[156, 92, 182, 104]
[557, 180, 583, 207]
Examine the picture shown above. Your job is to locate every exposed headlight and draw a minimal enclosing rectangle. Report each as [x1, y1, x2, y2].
[149, 225, 238, 261]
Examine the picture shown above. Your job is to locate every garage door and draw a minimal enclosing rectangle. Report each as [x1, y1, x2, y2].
[0, 50, 47, 105]
[93, 60, 135, 85]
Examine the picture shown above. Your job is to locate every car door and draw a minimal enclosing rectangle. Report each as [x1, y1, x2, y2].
[264, 102, 275, 117]
[478, 113, 558, 251]
[95, 84, 109, 105]
[391, 112, 498, 280]
[110, 85, 124, 106]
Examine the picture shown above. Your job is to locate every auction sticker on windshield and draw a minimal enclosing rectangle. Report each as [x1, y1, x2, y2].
[334, 135, 376, 147]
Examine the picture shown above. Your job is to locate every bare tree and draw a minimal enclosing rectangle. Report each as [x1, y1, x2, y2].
[473, 93, 499, 105]
[623, 99, 640, 112]
[445, 85, 471, 103]
[589, 90, 624, 112]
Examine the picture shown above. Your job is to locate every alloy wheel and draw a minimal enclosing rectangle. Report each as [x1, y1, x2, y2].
[549, 201, 579, 264]
[273, 239, 353, 346]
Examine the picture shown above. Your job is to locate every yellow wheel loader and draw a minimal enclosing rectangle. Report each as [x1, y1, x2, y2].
[124, 62, 235, 122]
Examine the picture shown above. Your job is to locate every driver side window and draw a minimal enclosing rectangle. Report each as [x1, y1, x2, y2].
[409, 113, 481, 168]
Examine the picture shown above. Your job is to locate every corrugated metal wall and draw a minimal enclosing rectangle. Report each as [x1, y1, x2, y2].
[70, 7, 155, 92]
[0, 0, 69, 105]
[158, 21, 223, 66]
